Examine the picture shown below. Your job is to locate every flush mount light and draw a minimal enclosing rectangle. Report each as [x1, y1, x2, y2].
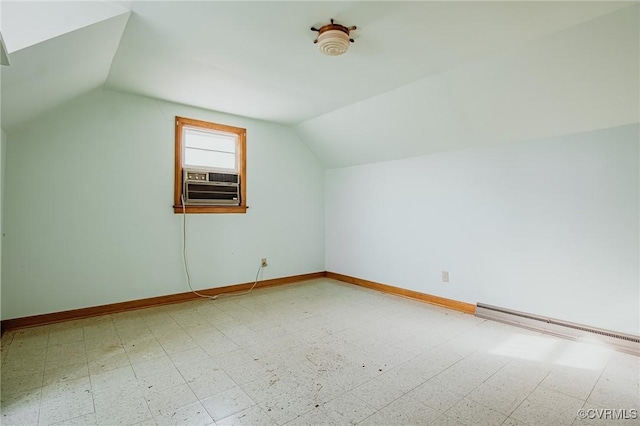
[311, 19, 356, 56]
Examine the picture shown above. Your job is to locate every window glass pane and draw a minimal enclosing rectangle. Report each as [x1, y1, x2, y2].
[184, 128, 236, 153]
[184, 148, 236, 170]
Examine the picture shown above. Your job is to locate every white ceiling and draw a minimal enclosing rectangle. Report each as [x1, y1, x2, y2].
[105, 0, 633, 125]
[1, 1, 637, 167]
[298, 4, 639, 167]
[1, 1, 130, 130]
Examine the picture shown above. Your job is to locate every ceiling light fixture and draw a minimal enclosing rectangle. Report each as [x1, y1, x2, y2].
[311, 19, 356, 56]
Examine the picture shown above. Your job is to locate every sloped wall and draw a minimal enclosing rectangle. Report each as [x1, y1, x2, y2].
[2, 90, 325, 320]
[297, 5, 638, 168]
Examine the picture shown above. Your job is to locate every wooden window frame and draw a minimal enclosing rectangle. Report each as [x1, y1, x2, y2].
[173, 116, 247, 214]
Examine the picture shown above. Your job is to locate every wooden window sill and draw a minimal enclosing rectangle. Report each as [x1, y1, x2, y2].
[173, 205, 247, 214]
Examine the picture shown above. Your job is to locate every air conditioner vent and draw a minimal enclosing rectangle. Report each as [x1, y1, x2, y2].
[209, 173, 238, 184]
[183, 169, 240, 206]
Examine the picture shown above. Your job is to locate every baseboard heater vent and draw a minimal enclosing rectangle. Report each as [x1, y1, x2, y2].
[476, 303, 639, 356]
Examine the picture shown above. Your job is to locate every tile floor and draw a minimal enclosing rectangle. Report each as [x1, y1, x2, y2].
[1, 278, 638, 425]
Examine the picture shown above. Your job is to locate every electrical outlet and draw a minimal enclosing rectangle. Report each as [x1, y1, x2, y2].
[442, 271, 449, 283]
[261, 258, 268, 267]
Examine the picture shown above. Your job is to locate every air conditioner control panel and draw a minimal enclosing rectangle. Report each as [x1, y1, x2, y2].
[186, 171, 208, 181]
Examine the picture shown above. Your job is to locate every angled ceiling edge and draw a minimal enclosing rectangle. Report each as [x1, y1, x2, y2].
[1, 1, 130, 54]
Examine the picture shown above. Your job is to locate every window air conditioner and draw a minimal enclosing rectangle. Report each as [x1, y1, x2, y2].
[183, 169, 240, 206]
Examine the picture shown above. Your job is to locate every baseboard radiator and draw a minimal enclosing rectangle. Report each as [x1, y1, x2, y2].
[476, 303, 639, 356]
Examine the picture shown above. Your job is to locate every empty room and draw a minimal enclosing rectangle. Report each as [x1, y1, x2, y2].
[0, 1, 638, 425]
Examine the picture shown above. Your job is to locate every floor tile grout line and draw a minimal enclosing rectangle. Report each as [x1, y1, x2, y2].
[110, 312, 155, 425]
[145, 299, 253, 425]
[84, 322, 102, 426]
[575, 357, 609, 422]
[2, 279, 634, 426]
[500, 367, 554, 425]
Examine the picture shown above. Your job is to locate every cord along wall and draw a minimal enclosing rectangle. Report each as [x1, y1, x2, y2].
[1, 89, 325, 320]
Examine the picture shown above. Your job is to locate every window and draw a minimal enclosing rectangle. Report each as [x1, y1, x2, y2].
[174, 116, 247, 214]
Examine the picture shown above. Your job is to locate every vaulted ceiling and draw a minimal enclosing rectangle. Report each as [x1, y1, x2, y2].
[1, 1, 638, 167]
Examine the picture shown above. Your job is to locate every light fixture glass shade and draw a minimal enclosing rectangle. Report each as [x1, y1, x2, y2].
[317, 29, 349, 56]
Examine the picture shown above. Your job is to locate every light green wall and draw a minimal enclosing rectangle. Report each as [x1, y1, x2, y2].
[2, 89, 325, 320]
[326, 124, 639, 335]
[1, 128, 6, 322]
